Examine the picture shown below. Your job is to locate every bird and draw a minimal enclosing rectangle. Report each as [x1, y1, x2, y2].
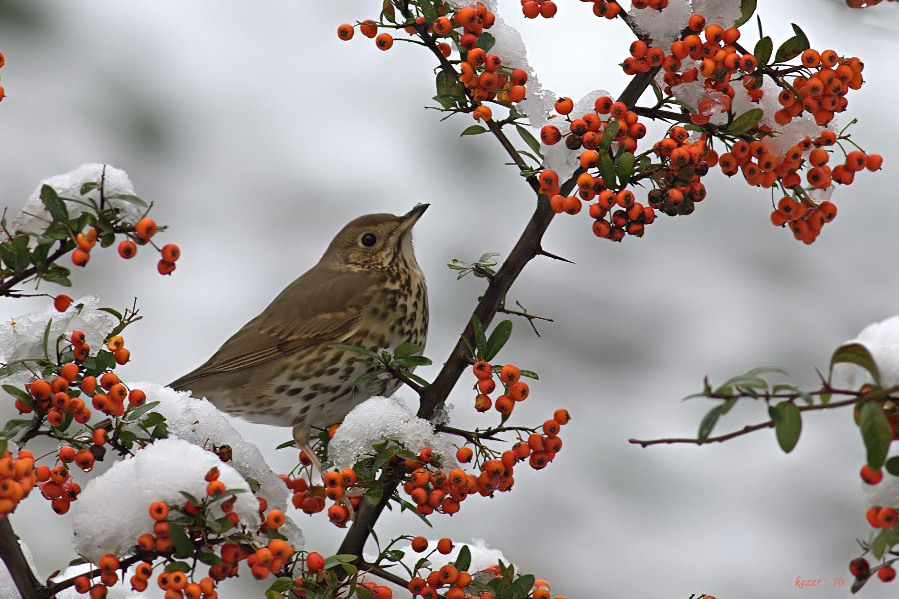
[170, 205, 429, 466]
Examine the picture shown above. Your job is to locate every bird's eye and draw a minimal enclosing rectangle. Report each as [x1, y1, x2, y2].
[360, 233, 377, 247]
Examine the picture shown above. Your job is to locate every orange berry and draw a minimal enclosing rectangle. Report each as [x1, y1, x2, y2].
[149, 501, 169, 521]
[266, 509, 286, 528]
[128, 388, 147, 407]
[411, 536, 428, 552]
[860, 464, 883, 485]
[134, 218, 157, 241]
[92, 428, 108, 446]
[58, 445, 77, 463]
[337, 24, 354, 41]
[160, 243, 180, 263]
[470, 359, 493, 380]
[118, 240, 137, 259]
[75, 449, 95, 472]
[456, 446, 473, 463]
[54, 294, 72, 312]
[71, 248, 90, 267]
[866, 153, 883, 171]
[499, 364, 521, 385]
[157, 260, 176, 275]
[436, 537, 453, 554]
[375, 33, 394, 51]
[507, 381, 529, 401]
[554, 97, 573, 115]
[206, 480, 226, 496]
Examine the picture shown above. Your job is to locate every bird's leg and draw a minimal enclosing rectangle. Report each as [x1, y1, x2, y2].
[292, 423, 323, 477]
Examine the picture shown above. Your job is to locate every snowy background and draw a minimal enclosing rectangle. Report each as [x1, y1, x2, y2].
[1, 1, 898, 597]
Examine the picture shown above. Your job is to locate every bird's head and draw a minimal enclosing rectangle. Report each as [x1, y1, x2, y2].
[322, 204, 428, 271]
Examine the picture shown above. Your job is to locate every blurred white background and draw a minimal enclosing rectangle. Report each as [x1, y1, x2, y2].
[0, 1, 898, 597]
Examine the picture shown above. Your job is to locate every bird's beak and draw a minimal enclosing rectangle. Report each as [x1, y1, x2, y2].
[397, 203, 429, 235]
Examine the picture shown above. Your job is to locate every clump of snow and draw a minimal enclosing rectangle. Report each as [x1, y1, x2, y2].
[0, 295, 115, 386]
[328, 396, 458, 471]
[73, 438, 260, 561]
[629, 0, 692, 46]
[11, 164, 144, 237]
[132, 384, 292, 513]
[863, 471, 899, 511]
[832, 316, 899, 390]
[691, 0, 743, 28]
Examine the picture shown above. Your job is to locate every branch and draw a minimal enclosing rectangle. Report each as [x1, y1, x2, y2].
[0, 241, 73, 297]
[629, 396, 862, 447]
[337, 0, 666, 562]
[0, 517, 43, 599]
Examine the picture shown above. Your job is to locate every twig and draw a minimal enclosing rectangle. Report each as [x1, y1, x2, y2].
[497, 300, 553, 337]
[629, 396, 862, 447]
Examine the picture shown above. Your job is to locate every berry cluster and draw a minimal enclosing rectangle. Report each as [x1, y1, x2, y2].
[293, 550, 393, 598]
[0, 449, 36, 517]
[71, 218, 181, 276]
[775, 49, 864, 127]
[71, 468, 296, 598]
[338, 3, 534, 124]
[283, 460, 361, 526]
[848, 463, 899, 587]
[646, 126, 714, 217]
[407, 540, 567, 599]
[471, 360, 529, 417]
[539, 96, 655, 241]
[520, 0, 558, 19]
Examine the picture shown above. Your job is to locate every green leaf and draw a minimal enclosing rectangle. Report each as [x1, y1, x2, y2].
[0, 439, 7, 457]
[264, 590, 283, 599]
[0, 419, 32, 439]
[519, 369, 539, 380]
[395, 355, 433, 367]
[516, 125, 543, 159]
[830, 342, 881, 385]
[471, 315, 487, 357]
[436, 70, 464, 100]
[167, 523, 194, 559]
[42, 265, 72, 286]
[268, 576, 296, 592]
[616, 152, 635, 187]
[2, 385, 33, 403]
[40, 185, 69, 222]
[476, 32, 495, 52]
[482, 320, 512, 362]
[872, 528, 888, 560]
[393, 343, 423, 359]
[726, 108, 764, 136]
[456, 544, 471, 572]
[123, 401, 161, 423]
[276, 439, 295, 450]
[139, 411, 166, 428]
[886, 456, 899, 477]
[511, 574, 536, 596]
[599, 120, 619, 151]
[770, 401, 801, 453]
[753, 36, 773, 66]
[106, 193, 147, 207]
[859, 401, 892, 470]
[364, 485, 384, 506]
[164, 561, 191, 572]
[461, 125, 488, 136]
[80, 181, 99, 196]
[774, 24, 810, 62]
[597, 152, 616, 190]
[734, 0, 757, 27]
[698, 398, 736, 441]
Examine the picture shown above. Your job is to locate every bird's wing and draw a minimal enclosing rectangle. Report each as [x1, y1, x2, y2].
[170, 267, 377, 388]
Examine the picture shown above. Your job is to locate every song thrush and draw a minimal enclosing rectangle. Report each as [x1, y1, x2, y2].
[170, 205, 429, 460]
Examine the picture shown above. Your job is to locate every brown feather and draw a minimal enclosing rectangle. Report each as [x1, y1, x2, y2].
[170, 266, 378, 388]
